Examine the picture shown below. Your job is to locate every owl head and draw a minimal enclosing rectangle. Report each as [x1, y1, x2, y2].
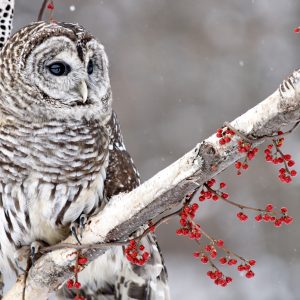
[0, 21, 112, 122]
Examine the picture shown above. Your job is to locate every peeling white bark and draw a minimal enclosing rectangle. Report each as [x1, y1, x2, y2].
[4, 69, 300, 300]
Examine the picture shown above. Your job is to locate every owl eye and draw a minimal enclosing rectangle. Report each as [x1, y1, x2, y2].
[87, 60, 93, 75]
[48, 62, 71, 76]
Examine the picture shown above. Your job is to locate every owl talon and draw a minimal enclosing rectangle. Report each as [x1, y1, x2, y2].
[70, 214, 87, 243]
[30, 241, 42, 265]
[70, 223, 82, 245]
[79, 214, 87, 238]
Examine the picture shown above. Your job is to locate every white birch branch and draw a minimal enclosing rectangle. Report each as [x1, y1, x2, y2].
[4, 69, 300, 300]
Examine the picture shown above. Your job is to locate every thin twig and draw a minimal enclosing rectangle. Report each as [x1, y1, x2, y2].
[272, 139, 291, 174]
[224, 120, 300, 143]
[251, 120, 300, 140]
[37, 0, 49, 21]
[41, 206, 185, 253]
[204, 184, 267, 213]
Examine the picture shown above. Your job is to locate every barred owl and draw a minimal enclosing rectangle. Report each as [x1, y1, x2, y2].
[0, 21, 169, 299]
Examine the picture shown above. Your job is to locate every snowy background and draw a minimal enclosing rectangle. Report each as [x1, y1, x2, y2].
[13, 1, 300, 299]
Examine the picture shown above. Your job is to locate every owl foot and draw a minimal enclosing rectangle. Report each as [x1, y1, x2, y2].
[30, 241, 44, 265]
[14, 241, 46, 272]
[70, 214, 87, 245]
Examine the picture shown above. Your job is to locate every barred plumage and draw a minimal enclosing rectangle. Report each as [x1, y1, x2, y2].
[0, 20, 169, 299]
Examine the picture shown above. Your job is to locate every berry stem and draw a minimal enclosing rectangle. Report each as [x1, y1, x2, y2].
[272, 139, 291, 174]
[223, 122, 253, 143]
[204, 184, 266, 213]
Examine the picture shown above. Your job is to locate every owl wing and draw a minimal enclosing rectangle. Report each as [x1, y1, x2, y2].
[104, 111, 140, 198]
[105, 112, 170, 300]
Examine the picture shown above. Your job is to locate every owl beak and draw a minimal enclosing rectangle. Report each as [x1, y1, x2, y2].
[78, 80, 88, 103]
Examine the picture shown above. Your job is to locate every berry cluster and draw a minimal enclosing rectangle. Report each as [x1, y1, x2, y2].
[193, 236, 257, 286]
[66, 252, 88, 300]
[235, 140, 259, 175]
[264, 134, 296, 183]
[206, 270, 233, 287]
[236, 211, 248, 222]
[124, 240, 150, 266]
[255, 205, 293, 227]
[237, 260, 256, 278]
[199, 179, 228, 202]
[216, 127, 235, 145]
[176, 204, 201, 239]
[174, 124, 297, 287]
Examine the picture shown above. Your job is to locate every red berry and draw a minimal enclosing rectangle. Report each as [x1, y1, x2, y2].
[212, 194, 219, 201]
[283, 215, 293, 224]
[224, 136, 231, 143]
[226, 277, 233, 283]
[216, 239, 224, 247]
[180, 219, 187, 226]
[242, 163, 249, 170]
[255, 214, 263, 222]
[265, 155, 273, 161]
[265, 204, 273, 212]
[288, 160, 295, 167]
[219, 138, 225, 145]
[205, 245, 212, 251]
[74, 281, 81, 289]
[245, 270, 255, 278]
[274, 219, 282, 227]
[193, 252, 200, 258]
[228, 258, 237, 265]
[47, 3, 54, 10]
[78, 257, 88, 265]
[142, 252, 150, 261]
[237, 212, 248, 222]
[281, 207, 288, 214]
[192, 203, 199, 211]
[219, 182, 226, 189]
[279, 168, 286, 175]
[284, 154, 291, 160]
[201, 255, 209, 264]
[66, 279, 74, 289]
[248, 259, 256, 266]
[219, 257, 227, 264]
[221, 193, 229, 199]
[210, 250, 217, 259]
[237, 265, 244, 271]
[263, 214, 271, 222]
[235, 161, 242, 169]
[278, 157, 284, 163]
[290, 170, 297, 176]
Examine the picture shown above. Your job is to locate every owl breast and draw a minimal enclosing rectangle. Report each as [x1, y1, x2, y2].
[0, 118, 109, 277]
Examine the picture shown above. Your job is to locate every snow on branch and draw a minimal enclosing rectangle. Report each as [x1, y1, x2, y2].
[4, 69, 300, 299]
